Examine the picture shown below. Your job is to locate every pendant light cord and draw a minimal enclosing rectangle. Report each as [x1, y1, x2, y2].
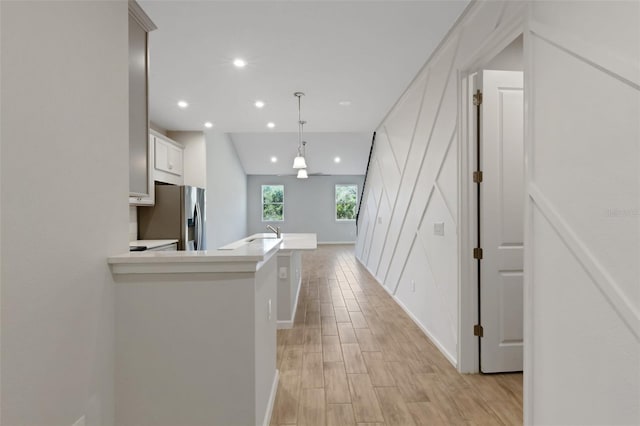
[295, 92, 304, 155]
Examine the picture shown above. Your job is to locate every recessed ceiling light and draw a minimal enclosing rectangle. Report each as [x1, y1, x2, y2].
[267, 122, 275, 129]
[204, 122, 213, 128]
[270, 156, 277, 163]
[334, 157, 341, 163]
[254, 100, 265, 108]
[233, 58, 247, 68]
[338, 100, 351, 106]
[177, 100, 189, 108]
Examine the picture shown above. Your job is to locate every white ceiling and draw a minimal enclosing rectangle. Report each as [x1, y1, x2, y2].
[140, 0, 469, 175]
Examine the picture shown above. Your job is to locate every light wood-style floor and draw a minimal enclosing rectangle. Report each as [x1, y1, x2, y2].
[271, 244, 522, 426]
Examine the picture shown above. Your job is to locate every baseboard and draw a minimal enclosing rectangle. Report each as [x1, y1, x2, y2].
[392, 293, 458, 367]
[354, 255, 458, 368]
[277, 275, 302, 330]
[317, 241, 356, 245]
[262, 369, 279, 426]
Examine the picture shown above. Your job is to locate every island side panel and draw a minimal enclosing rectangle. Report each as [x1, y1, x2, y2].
[115, 273, 256, 426]
[276, 250, 303, 328]
[254, 256, 278, 425]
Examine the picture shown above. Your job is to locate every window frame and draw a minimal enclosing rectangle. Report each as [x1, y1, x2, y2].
[335, 184, 358, 222]
[261, 184, 285, 222]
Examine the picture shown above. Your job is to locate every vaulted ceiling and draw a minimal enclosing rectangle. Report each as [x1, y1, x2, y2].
[141, 0, 470, 175]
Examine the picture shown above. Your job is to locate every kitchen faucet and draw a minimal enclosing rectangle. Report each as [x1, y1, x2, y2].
[266, 225, 281, 238]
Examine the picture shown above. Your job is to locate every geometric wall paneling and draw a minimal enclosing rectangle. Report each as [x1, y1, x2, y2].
[375, 41, 461, 286]
[530, 36, 640, 314]
[360, 187, 379, 262]
[355, 0, 639, 421]
[417, 187, 458, 320]
[384, 182, 436, 293]
[366, 188, 393, 273]
[395, 237, 457, 364]
[366, 159, 384, 210]
[372, 130, 402, 207]
[355, 207, 370, 258]
[435, 140, 458, 223]
[416, 191, 458, 353]
[383, 72, 429, 172]
[530, 205, 639, 426]
[383, 122, 457, 293]
[527, 1, 640, 423]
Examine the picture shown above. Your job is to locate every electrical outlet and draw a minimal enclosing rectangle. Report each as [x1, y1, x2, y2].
[72, 416, 86, 426]
[434, 222, 445, 236]
[279, 267, 288, 279]
[411, 280, 416, 292]
[268, 299, 272, 320]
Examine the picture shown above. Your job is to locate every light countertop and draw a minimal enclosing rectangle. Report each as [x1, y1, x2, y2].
[109, 233, 317, 275]
[278, 233, 317, 250]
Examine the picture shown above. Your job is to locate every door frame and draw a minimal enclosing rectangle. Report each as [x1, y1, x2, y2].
[457, 17, 527, 374]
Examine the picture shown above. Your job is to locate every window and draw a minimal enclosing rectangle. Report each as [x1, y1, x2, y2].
[262, 184, 284, 221]
[335, 184, 358, 221]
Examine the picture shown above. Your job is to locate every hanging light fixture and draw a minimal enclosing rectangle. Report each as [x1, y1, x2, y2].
[292, 92, 307, 169]
[296, 141, 308, 179]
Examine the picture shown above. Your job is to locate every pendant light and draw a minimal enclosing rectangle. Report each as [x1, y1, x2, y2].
[296, 141, 308, 179]
[292, 92, 307, 169]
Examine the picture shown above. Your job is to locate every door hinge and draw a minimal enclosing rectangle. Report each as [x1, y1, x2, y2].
[473, 324, 484, 337]
[473, 247, 483, 259]
[473, 90, 483, 106]
[473, 171, 483, 183]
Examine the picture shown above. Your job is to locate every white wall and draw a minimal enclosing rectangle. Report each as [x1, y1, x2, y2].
[526, 1, 639, 424]
[1, 1, 129, 425]
[206, 131, 248, 248]
[247, 175, 364, 243]
[355, 1, 529, 365]
[167, 131, 206, 189]
[357, 0, 639, 424]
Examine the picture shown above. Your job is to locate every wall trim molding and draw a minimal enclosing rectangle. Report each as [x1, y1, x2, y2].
[529, 19, 640, 90]
[529, 184, 640, 341]
[128, 0, 157, 32]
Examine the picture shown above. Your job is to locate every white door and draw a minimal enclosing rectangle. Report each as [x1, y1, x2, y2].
[478, 70, 524, 373]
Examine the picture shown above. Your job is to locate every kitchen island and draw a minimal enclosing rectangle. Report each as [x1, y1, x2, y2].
[109, 236, 281, 426]
[107, 232, 316, 426]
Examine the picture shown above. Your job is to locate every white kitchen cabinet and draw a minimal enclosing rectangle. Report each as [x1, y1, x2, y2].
[129, 134, 155, 206]
[128, 1, 156, 206]
[153, 133, 184, 186]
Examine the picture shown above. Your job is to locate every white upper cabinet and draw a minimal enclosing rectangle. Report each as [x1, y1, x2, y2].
[152, 132, 184, 186]
[128, 1, 156, 206]
[155, 136, 184, 177]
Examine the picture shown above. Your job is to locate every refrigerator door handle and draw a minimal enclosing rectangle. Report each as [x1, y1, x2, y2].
[195, 202, 202, 250]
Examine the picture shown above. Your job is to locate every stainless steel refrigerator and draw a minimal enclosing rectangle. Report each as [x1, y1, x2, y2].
[138, 184, 206, 250]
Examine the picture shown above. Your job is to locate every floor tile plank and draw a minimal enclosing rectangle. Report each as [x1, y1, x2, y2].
[348, 373, 385, 423]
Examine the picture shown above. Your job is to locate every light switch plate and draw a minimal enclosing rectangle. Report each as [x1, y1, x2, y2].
[434, 222, 445, 236]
